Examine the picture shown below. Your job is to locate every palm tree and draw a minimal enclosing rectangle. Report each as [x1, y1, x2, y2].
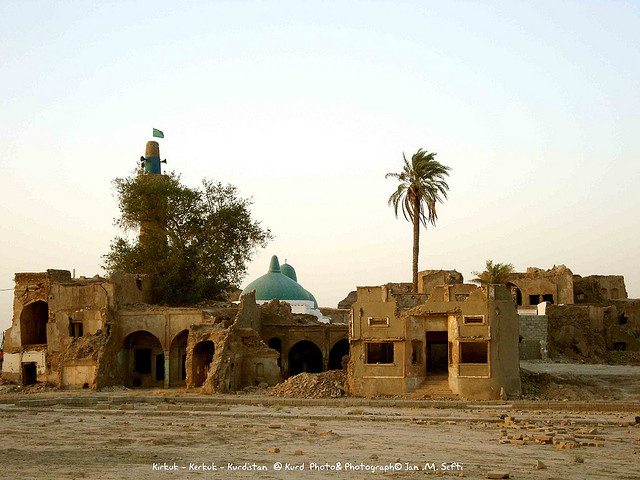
[472, 260, 514, 285]
[386, 149, 451, 292]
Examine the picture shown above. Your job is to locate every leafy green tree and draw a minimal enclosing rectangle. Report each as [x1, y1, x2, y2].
[386, 149, 451, 292]
[472, 260, 515, 285]
[103, 171, 272, 305]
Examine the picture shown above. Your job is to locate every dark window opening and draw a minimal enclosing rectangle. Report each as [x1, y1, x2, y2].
[368, 317, 389, 326]
[365, 342, 394, 364]
[69, 319, 83, 338]
[529, 294, 540, 305]
[155, 354, 165, 381]
[136, 277, 143, 290]
[411, 340, 423, 365]
[22, 363, 37, 385]
[134, 349, 152, 374]
[613, 342, 627, 351]
[464, 315, 484, 324]
[619, 313, 628, 325]
[460, 342, 488, 364]
[542, 294, 554, 304]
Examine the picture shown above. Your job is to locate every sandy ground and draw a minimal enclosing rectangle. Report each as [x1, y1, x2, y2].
[519, 362, 640, 401]
[0, 396, 638, 480]
[520, 362, 640, 377]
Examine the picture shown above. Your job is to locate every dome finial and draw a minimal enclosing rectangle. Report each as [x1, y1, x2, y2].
[268, 255, 281, 273]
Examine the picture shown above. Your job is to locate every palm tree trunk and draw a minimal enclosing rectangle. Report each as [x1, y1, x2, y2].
[412, 196, 420, 292]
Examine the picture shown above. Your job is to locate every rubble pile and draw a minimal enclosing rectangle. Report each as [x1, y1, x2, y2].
[268, 370, 346, 398]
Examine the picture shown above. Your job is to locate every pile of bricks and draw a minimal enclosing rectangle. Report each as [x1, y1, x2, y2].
[267, 370, 346, 399]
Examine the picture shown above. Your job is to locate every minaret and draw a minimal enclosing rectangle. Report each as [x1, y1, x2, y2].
[142, 141, 163, 174]
[138, 140, 169, 245]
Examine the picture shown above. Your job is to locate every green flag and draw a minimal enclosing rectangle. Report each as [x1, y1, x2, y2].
[153, 128, 164, 138]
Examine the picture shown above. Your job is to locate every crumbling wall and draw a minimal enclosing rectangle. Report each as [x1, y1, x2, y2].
[573, 274, 628, 303]
[604, 299, 640, 352]
[57, 321, 112, 389]
[190, 294, 280, 393]
[546, 304, 609, 361]
[417, 269, 463, 294]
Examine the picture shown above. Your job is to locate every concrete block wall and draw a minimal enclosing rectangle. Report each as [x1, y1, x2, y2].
[519, 315, 548, 360]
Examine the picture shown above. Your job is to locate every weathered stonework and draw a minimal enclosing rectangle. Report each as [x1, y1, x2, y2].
[2, 270, 347, 393]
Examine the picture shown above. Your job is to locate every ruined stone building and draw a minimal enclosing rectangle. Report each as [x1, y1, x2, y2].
[1, 265, 348, 392]
[501, 265, 639, 361]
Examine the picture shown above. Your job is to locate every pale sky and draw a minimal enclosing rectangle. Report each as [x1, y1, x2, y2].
[1, 1, 639, 333]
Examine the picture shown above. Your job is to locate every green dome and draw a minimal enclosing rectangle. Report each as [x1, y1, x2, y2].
[305, 290, 318, 309]
[242, 255, 313, 304]
[280, 262, 297, 282]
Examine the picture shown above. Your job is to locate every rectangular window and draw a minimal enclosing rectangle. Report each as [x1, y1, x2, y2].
[365, 342, 394, 364]
[529, 294, 540, 305]
[459, 342, 488, 364]
[542, 294, 554, 304]
[134, 349, 152, 374]
[69, 319, 83, 338]
[463, 315, 484, 325]
[368, 317, 389, 327]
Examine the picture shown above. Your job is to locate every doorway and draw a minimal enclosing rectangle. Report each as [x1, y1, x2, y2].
[22, 362, 37, 385]
[425, 331, 448, 374]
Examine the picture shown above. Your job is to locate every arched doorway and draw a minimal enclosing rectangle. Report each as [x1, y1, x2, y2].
[192, 341, 215, 388]
[328, 339, 349, 370]
[288, 340, 323, 376]
[169, 330, 188, 388]
[121, 331, 164, 388]
[506, 283, 522, 306]
[20, 301, 48, 345]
